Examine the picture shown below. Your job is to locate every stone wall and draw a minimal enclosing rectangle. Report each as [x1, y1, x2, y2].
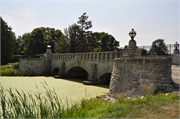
[19, 58, 46, 75]
[172, 54, 179, 65]
[109, 56, 173, 97]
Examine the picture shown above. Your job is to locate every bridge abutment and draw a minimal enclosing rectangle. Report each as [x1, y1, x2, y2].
[109, 57, 173, 97]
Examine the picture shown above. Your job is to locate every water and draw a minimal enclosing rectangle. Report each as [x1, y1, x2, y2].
[0, 76, 109, 105]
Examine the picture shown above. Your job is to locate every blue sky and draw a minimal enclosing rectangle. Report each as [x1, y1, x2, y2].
[1, 0, 179, 48]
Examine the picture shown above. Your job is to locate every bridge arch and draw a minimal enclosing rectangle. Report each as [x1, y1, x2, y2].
[98, 72, 111, 84]
[98, 67, 112, 78]
[66, 66, 88, 78]
[53, 67, 60, 75]
[97, 66, 113, 84]
[66, 61, 90, 74]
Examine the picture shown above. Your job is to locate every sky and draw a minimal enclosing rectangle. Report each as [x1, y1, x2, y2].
[0, 0, 179, 48]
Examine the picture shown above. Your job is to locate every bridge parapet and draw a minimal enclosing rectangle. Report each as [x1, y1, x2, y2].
[51, 51, 123, 61]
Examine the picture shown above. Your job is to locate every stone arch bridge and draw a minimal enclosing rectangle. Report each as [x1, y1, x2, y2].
[19, 47, 177, 96]
[51, 51, 124, 83]
[19, 49, 126, 83]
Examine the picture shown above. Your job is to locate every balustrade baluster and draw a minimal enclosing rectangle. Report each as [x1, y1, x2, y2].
[87, 54, 89, 60]
[107, 53, 110, 59]
[91, 53, 93, 60]
[103, 53, 105, 59]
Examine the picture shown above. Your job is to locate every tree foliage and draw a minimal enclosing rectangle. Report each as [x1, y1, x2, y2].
[3, 12, 122, 59]
[93, 32, 119, 51]
[13, 36, 23, 55]
[54, 32, 69, 53]
[63, 23, 79, 53]
[1, 17, 16, 64]
[141, 49, 148, 56]
[20, 27, 64, 55]
[149, 39, 168, 55]
[75, 12, 101, 52]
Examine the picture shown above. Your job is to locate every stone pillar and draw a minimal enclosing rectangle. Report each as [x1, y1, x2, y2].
[88, 63, 98, 81]
[172, 48, 180, 65]
[123, 39, 141, 57]
[59, 62, 66, 77]
[44, 48, 52, 73]
[174, 49, 179, 54]
[128, 40, 137, 49]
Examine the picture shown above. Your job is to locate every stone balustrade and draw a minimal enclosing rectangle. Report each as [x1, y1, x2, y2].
[51, 51, 123, 61]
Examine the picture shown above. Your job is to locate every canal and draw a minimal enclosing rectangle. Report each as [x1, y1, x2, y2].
[1, 76, 109, 105]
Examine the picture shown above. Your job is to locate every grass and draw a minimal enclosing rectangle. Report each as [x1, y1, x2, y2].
[1, 63, 35, 76]
[1, 81, 179, 118]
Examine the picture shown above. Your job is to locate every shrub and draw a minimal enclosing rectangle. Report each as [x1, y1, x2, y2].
[12, 62, 19, 69]
[141, 49, 148, 56]
[1, 68, 35, 76]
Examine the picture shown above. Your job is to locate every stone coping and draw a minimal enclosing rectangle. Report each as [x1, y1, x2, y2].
[114, 56, 172, 60]
[19, 58, 43, 60]
[51, 51, 123, 55]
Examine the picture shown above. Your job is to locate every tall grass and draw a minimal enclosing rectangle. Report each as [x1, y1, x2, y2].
[0, 81, 104, 118]
[1, 81, 179, 118]
[1, 81, 64, 118]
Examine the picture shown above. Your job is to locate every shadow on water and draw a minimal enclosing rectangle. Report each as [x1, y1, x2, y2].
[55, 77, 109, 89]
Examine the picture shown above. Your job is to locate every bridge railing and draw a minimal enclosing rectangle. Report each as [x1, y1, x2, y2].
[51, 51, 124, 61]
[51, 53, 75, 60]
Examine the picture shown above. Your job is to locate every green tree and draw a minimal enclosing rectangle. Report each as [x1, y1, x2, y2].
[124, 45, 128, 49]
[149, 39, 168, 55]
[1, 17, 16, 64]
[53, 29, 68, 53]
[13, 36, 22, 55]
[20, 27, 64, 55]
[93, 32, 120, 51]
[31, 28, 46, 54]
[21, 33, 34, 55]
[75, 12, 101, 52]
[54, 33, 69, 53]
[141, 48, 148, 56]
[63, 23, 79, 53]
